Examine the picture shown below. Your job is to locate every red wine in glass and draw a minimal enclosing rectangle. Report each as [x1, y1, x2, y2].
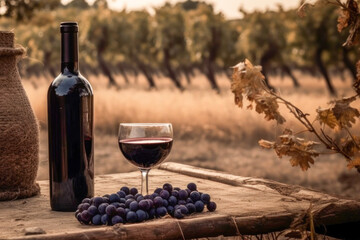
[119, 137, 173, 168]
[118, 123, 173, 195]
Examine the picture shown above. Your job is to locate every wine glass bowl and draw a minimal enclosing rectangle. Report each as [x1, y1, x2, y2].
[118, 123, 173, 195]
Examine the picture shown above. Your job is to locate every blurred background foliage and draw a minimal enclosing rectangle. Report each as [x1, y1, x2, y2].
[0, 0, 357, 94]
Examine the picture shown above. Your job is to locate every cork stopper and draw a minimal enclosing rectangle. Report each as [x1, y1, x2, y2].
[0, 31, 14, 48]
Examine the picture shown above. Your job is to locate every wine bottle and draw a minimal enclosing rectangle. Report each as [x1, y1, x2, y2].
[48, 22, 94, 211]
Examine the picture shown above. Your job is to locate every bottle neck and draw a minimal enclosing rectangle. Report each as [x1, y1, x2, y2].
[61, 32, 79, 74]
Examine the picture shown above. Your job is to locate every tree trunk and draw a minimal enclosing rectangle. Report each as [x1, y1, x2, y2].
[282, 64, 300, 88]
[163, 48, 184, 90]
[260, 49, 276, 91]
[135, 59, 156, 89]
[315, 48, 336, 95]
[204, 57, 220, 92]
[118, 63, 130, 85]
[97, 49, 118, 89]
[342, 47, 357, 82]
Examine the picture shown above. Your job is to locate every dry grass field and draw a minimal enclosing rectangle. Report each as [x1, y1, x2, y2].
[23, 71, 360, 200]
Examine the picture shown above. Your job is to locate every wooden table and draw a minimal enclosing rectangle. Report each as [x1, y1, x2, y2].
[1, 162, 360, 240]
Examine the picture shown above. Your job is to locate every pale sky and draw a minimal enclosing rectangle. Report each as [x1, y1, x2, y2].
[64, 0, 300, 19]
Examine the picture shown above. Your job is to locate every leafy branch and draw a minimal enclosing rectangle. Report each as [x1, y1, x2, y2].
[232, 0, 360, 172]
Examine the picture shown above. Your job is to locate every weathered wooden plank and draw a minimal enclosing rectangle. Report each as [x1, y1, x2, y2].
[1, 162, 360, 240]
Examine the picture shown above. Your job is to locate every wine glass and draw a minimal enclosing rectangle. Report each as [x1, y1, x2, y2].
[118, 123, 173, 195]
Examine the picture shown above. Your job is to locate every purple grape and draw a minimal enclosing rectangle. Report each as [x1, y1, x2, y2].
[207, 201, 217, 212]
[151, 193, 159, 199]
[190, 191, 200, 202]
[194, 201, 204, 212]
[163, 199, 169, 207]
[119, 203, 126, 208]
[163, 183, 173, 193]
[134, 193, 142, 199]
[75, 209, 80, 217]
[136, 210, 147, 222]
[178, 190, 188, 200]
[187, 183, 197, 191]
[186, 203, 196, 214]
[116, 207, 126, 218]
[176, 205, 188, 215]
[77, 203, 84, 211]
[92, 214, 102, 225]
[144, 194, 150, 199]
[154, 188, 163, 194]
[148, 208, 155, 219]
[167, 205, 175, 215]
[171, 190, 179, 198]
[168, 196, 177, 206]
[87, 206, 98, 216]
[136, 195, 144, 202]
[178, 200, 186, 205]
[129, 201, 138, 211]
[120, 198, 126, 204]
[81, 203, 90, 211]
[98, 203, 109, 215]
[139, 200, 150, 211]
[160, 190, 170, 199]
[130, 188, 138, 196]
[103, 197, 110, 203]
[186, 198, 194, 204]
[101, 214, 110, 225]
[174, 187, 180, 191]
[156, 206, 167, 217]
[105, 205, 117, 216]
[112, 215, 124, 225]
[80, 210, 91, 222]
[200, 193, 210, 204]
[92, 197, 104, 207]
[82, 198, 91, 204]
[103, 194, 110, 198]
[153, 196, 163, 207]
[120, 186, 130, 195]
[125, 194, 135, 200]
[174, 209, 183, 219]
[126, 211, 137, 223]
[117, 190, 126, 198]
[147, 199, 154, 208]
[76, 212, 82, 222]
[125, 208, 130, 215]
[111, 202, 121, 208]
[125, 199, 135, 208]
[185, 189, 191, 195]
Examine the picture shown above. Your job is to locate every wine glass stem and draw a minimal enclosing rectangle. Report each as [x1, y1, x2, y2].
[140, 168, 150, 195]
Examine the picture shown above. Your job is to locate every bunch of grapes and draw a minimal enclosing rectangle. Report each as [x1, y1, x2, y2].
[75, 182, 217, 225]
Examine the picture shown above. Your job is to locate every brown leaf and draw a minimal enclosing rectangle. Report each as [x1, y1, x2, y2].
[274, 130, 319, 171]
[316, 108, 338, 129]
[348, 158, 360, 169]
[331, 97, 360, 128]
[353, 60, 360, 94]
[342, 0, 360, 46]
[337, 9, 350, 32]
[231, 59, 285, 124]
[341, 136, 360, 157]
[258, 139, 275, 149]
[297, 1, 316, 18]
[254, 94, 286, 124]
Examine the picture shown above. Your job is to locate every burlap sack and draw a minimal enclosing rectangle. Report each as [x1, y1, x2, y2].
[0, 31, 40, 200]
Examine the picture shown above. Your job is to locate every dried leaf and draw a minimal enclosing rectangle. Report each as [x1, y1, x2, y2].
[341, 136, 360, 157]
[337, 9, 350, 32]
[231, 59, 285, 125]
[348, 158, 360, 169]
[342, 0, 360, 46]
[297, 1, 317, 17]
[316, 108, 338, 129]
[331, 97, 360, 128]
[353, 60, 360, 94]
[258, 139, 275, 149]
[271, 130, 320, 171]
[254, 94, 286, 124]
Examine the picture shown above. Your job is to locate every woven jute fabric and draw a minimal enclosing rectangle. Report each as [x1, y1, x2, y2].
[0, 31, 40, 200]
